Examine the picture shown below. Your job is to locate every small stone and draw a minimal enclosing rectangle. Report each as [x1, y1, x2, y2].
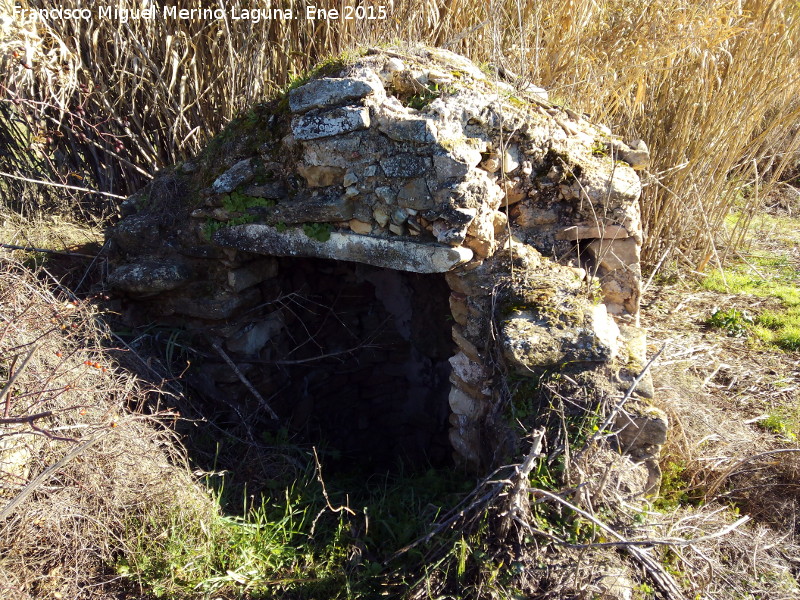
[389, 223, 404, 235]
[449, 387, 488, 420]
[452, 325, 483, 362]
[502, 144, 521, 174]
[212, 158, 254, 193]
[375, 186, 396, 203]
[449, 428, 480, 465]
[297, 165, 344, 188]
[373, 207, 390, 227]
[344, 186, 360, 198]
[342, 171, 359, 187]
[449, 293, 469, 326]
[384, 57, 405, 72]
[397, 178, 433, 210]
[464, 236, 494, 259]
[480, 154, 500, 173]
[391, 208, 408, 225]
[449, 351, 488, 388]
[500, 179, 526, 205]
[492, 211, 508, 235]
[349, 219, 372, 234]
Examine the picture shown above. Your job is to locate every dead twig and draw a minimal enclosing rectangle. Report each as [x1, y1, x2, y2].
[528, 487, 685, 600]
[211, 342, 279, 420]
[498, 427, 545, 539]
[0, 243, 100, 260]
[0, 170, 127, 199]
[309, 446, 355, 537]
[0, 432, 106, 521]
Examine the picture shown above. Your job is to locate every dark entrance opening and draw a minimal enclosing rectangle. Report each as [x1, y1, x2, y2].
[267, 257, 454, 472]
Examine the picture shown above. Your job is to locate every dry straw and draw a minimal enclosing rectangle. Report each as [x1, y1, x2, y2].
[0, 255, 217, 598]
[1, 0, 799, 263]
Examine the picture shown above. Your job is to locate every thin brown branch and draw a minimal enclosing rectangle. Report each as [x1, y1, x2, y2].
[0, 410, 53, 425]
[211, 342, 279, 420]
[0, 243, 100, 259]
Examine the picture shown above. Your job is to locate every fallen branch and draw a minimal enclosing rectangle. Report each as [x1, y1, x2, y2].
[0, 243, 100, 259]
[211, 342, 279, 420]
[528, 487, 685, 599]
[0, 432, 106, 521]
[0, 170, 127, 199]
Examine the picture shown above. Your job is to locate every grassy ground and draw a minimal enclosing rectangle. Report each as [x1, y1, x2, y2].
[638, 184, 800, 595]
[2, 189, 799, 598]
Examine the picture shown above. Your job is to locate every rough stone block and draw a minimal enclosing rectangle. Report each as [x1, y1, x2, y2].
[291, 106, 371, 140]
[587, 237, 640, 271]
[449, 387, 488, 420]
[227, 259, 278, 293]
[289, 77, 377, 113]
[108, 260, 191, 296]
[448, 351, 488, 388]
[214, 224, 473, 273]
[225, 312, 284, 355]
[349, 219, 372, 234]
[380, 154, 429, 177]
[212, 158, 254, 193]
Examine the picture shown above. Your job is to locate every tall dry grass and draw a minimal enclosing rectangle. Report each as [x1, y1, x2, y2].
[1, 0, 799, 265]
[0, 253, 218, 598]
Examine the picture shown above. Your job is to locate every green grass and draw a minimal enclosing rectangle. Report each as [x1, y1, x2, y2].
[117, 463, 476, 599]
[701, 249, 800, 351]
[759, 408, 800, 441]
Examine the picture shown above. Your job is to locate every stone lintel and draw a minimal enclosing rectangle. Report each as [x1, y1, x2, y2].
[214, 224, 473, 273]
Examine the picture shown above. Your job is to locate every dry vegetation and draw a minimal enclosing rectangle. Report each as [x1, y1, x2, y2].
[1, 0, 799, 263]
[0, 256, 218, 599]
[2, 0, 800, 598]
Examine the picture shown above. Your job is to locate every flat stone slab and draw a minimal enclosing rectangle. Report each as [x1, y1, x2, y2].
[289, 77, 376, 113]
[214, 224, 472, 273]
[291, 106, 370, 140]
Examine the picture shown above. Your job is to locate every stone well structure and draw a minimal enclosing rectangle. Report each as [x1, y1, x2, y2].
[108, 47, 665, 479]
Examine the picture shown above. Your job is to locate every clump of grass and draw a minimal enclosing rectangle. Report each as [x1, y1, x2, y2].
[759, 409, 799, 441]
[700, 245, 800, 350]
[706, 307, 754, 337]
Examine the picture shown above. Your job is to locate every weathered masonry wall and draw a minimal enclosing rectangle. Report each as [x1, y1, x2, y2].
[108, 46, 666, 485]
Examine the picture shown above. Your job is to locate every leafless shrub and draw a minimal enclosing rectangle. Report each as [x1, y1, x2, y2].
[0, 254, 216, 598]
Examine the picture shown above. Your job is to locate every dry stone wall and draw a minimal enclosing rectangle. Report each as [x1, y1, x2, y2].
[108, 46, 666, 488]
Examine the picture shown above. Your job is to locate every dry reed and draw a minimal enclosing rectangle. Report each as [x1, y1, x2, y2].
[1, 0, 799, 259]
